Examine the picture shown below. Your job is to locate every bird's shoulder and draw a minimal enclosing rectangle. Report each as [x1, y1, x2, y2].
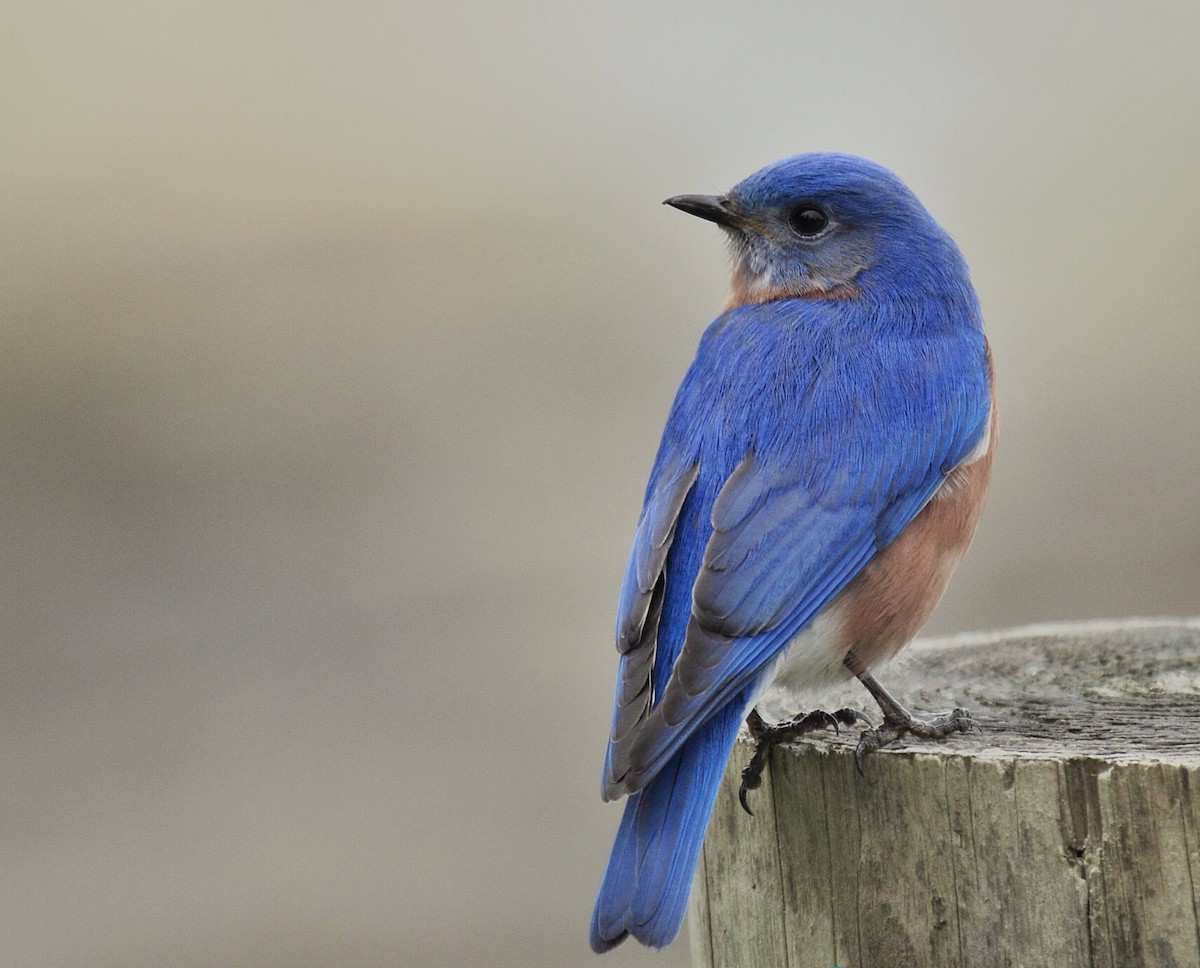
[662, 297, 987, 470]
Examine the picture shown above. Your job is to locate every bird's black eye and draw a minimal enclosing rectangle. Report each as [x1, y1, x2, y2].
[787, 205, 830, 238]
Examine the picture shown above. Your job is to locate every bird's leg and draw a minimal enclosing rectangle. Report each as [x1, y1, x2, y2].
[850, 667, 977, 772]
[738, 706, 868, 815]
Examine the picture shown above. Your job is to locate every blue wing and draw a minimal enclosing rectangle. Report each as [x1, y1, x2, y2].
[601, 298, 990, 800]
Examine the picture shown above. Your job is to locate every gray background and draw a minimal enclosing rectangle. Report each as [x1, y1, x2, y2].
[3, 3, 1199, 967]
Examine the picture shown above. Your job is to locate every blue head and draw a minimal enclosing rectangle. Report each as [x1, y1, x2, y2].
[665, 153, 972, 308]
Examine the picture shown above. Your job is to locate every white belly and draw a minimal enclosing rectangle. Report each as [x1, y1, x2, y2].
[749, 604, 854, 713]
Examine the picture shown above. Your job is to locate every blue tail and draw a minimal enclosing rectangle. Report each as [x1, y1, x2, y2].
[589, 695, 748, 952]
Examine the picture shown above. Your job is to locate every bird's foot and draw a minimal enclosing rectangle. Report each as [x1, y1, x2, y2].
[853, 706, 978, 772]
[847, 666, 980, 773]
[738, 707, 868, 815]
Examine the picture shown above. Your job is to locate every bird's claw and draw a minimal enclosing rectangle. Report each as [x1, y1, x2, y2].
[738, 707, 868, 814]
[737, 765, 764, 815]
[853, 706, 979, 774]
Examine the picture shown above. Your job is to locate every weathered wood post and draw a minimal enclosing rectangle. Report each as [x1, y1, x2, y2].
[687, 619, 1200, 968]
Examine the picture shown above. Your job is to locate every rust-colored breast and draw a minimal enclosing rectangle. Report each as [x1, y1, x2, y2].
[724, 271, 858, 309]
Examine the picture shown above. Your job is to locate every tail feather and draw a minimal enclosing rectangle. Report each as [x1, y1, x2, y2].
[589, 695, 748, 952]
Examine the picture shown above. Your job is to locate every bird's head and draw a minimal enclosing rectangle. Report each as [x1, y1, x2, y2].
[665, 153, 968, 307]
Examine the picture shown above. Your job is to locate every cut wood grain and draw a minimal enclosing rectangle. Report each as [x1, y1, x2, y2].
[687, 619, 1200, 968]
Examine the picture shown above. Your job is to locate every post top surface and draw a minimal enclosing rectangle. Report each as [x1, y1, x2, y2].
[756, 618, 1200, 763]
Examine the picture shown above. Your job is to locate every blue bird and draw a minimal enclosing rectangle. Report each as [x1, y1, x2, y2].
[589, 153, 995, 952]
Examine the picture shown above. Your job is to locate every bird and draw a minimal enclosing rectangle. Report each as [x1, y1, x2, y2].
[589, 152, 995, 953]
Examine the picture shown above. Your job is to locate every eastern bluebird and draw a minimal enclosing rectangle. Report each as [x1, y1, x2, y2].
[589, 153, 995, 952]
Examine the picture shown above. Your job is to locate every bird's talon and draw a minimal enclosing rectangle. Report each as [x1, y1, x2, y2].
[852, 705, 978, 773]
[738, 706, 856, 813]
[737, 781, 756, 816]
[834, 706, 872, 729]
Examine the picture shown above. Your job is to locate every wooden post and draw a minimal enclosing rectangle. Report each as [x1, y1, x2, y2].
[687, 619, 1200, 968]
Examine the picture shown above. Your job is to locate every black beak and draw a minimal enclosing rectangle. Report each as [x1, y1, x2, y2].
[663, 194, 742, 228]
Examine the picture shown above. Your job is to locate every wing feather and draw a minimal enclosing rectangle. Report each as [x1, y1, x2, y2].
[602, 455, 699, 796]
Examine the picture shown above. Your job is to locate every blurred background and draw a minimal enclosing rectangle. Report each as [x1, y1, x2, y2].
[3, 3, 1199, 966]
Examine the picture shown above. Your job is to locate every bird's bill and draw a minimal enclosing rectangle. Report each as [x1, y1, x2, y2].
[663, 194, 743, 228]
